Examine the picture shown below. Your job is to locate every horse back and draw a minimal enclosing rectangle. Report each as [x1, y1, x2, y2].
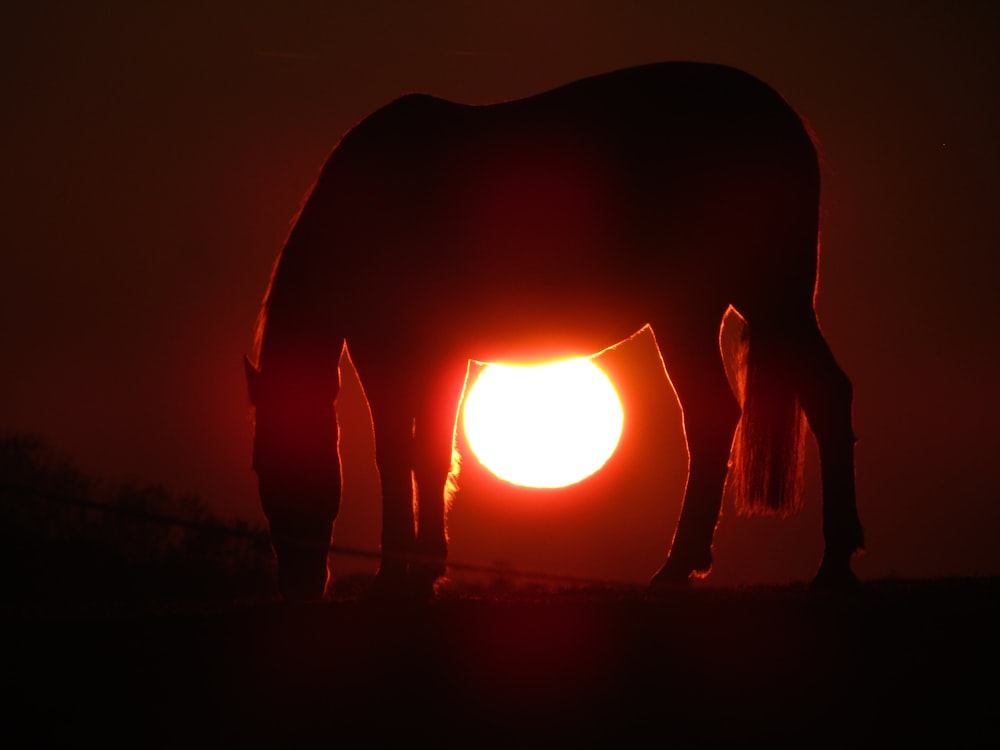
[278, 62, 820, 361]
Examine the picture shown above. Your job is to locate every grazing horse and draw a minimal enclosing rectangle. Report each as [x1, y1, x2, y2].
[244, 61, 864, 600]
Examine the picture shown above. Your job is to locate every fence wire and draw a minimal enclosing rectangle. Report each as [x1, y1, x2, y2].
[0, 480, 643, 590]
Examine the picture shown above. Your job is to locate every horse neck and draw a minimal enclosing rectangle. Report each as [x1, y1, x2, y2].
[256, 296, 342, 401]
[257, 223, 346, 379]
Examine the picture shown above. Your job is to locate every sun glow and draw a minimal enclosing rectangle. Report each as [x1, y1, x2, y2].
[462, 358, 624, 489]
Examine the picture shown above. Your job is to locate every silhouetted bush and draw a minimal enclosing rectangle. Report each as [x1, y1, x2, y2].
[0, 433, 277, 604]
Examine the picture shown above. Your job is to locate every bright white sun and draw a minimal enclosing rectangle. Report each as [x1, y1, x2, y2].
[462, 358, 624, 489]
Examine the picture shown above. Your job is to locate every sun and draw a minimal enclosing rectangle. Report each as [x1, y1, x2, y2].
[462, 358, 624, 489]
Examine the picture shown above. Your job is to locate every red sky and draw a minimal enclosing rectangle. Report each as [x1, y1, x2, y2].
[1, 1, 998, 586]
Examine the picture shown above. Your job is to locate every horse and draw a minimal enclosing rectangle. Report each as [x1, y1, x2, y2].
[244, 61, 864, 600]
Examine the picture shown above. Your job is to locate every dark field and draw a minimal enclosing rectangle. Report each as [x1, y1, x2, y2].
[5, 576, 997, 747]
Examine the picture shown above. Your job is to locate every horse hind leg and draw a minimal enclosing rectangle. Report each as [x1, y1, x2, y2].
[650, 314, 741, 586]
[790, 313, 864, 590]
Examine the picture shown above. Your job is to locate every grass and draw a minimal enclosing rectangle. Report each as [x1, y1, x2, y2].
[5, 575, 996, 746]
[3, 435, 996, 745]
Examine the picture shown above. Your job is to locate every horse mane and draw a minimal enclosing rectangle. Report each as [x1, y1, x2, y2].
[252, 193, 314, 366]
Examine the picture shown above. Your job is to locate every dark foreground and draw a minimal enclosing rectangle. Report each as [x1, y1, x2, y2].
[4, 577, 997, 747]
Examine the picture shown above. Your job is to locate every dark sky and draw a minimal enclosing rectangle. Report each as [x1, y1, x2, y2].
[2, 1, 998, 586]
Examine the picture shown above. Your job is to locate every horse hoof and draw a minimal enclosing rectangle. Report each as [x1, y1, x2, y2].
[649, 567, 697, 594]
[367, 566, 440, 602]
[647, 576, 692, 598]
[407, 553, 445, 600]
[809, 565, 862, 594]
[367, 566, 410, 600]
[649, 552, 712, 590]
[649, 567, 692, 588]
[277, 575, 328, 602]
[407, 575, 439, 602]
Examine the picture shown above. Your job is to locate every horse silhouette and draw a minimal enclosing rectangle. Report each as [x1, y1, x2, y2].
[244, 62, 864, 600]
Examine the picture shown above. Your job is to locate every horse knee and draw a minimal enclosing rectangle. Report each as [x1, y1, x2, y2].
[686, 397, 741, 463]
[803, 365, 855, 445]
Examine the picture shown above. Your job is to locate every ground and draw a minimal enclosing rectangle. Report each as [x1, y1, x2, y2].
[4, 577, 997, 746]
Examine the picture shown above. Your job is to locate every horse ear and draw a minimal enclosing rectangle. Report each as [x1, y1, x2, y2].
[244, 354, 262, 405]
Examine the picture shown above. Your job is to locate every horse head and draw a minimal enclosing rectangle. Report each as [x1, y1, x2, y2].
[244, 355, 341, 600]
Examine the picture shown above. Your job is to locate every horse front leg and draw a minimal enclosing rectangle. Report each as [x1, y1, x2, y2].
[410, 362, 470, 597]
[366, 394, 419, 596]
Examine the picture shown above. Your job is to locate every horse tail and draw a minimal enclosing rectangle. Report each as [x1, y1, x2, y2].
[728, 318, 808, 516]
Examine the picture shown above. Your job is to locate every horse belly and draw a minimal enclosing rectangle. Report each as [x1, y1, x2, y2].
[441, 163, 649, 362]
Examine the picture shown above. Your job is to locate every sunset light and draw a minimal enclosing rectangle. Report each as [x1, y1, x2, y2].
[462, 358, 624, 488]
